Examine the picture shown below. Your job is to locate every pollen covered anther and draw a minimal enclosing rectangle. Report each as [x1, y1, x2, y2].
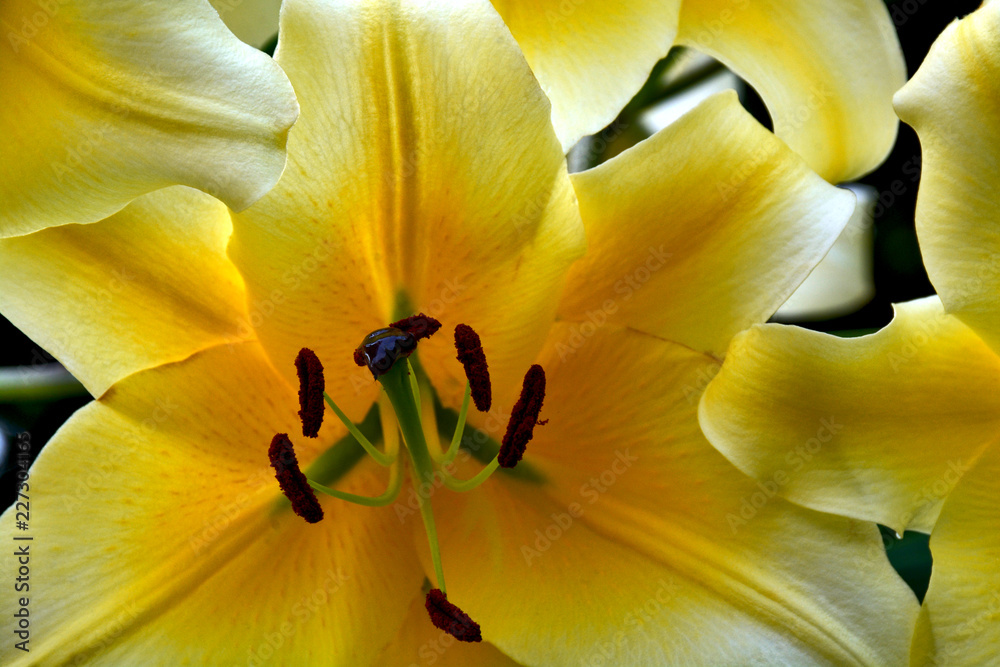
[454, 324, 492, 412]
[295, 348, 325, 438]
[425, 589, 482, 643]
[268, 433, 324, 523]
[390, 313, 442, 341]
[498, 364, 546, 468]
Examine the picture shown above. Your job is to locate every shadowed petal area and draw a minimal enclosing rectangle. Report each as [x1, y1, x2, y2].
[700, 297, 1000, 535]
[910, 444, 1000, 667]
[229, 0, 585, 420]
[209, 0, 282, 48]
[558, 91, 852, 358]
[0, 342, 421, 666]
[0, 0, 298, 238]
[0, 186, 249, 397]
[677, 0, 905, 183]
[432, 325, 917, 665]
[489, 0, 680, 151]
[894, 2, 1000, 354]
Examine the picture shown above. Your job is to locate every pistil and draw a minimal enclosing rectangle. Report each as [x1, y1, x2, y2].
[268, 317, 548, 642]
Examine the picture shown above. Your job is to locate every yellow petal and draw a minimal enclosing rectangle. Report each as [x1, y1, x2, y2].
[700, 297, 1000, 534]
[229, 0, 585, 417]
[0, 342, 421, 666]
[910, 443, 1000, 667]
[0, 187, 248, 397]
[376, 596, 524, 666]
[895, 2, 1000, 354]
[489, 0, 680, 151]
[558, 91, 852, 358]
[0, 0, 298, 238]
[677, 0, 905, 183]
[210, 0, 281, 48]
[432, 325, 917, 665]
[774, 184, 876, 321]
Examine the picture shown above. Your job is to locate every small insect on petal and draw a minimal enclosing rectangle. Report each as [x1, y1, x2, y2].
[354, 328, 418, 379]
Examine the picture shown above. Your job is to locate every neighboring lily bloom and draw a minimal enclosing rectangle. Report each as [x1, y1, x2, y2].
[0, 0, 916, 664]
[198, 0, 906, 181]
[0, 0, 298, 238]
[701, 4, 1000, 664]
[490, 0, 906, 182]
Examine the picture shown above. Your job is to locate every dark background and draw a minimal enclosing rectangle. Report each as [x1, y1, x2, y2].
[0, 0, 984, 601]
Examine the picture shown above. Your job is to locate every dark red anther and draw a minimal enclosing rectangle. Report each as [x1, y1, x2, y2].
[454, 324, 491, 412]
[425, 589, 482, 643]
[498, 365, 546, 468]
[268, 433, 323, 523]
[390, 313, 442, 341]
[295, 348, 325, 438]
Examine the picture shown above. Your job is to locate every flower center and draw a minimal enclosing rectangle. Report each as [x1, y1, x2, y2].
[267, 313, 547, 643]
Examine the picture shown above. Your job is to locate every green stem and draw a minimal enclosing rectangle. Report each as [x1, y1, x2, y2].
[0, 364, 87, 403]
[380, 360, 447, 593]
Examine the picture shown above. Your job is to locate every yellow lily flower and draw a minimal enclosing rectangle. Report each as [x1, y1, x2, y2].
[490, 0, 907, 182]
[0, 0, 298, 238]
[701, 3, 1000, 664]
[1, 0, 917, 664]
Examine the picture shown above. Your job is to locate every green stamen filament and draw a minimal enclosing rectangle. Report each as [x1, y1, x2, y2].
[439, 457, 500, 493]
[441, 382, 471, 467]
[306, 397, 403, 506]
[420, 375, 447, 463]
[323, 391, 395, 467]
[304, 354, 511, 598]
[307, 465, 402, 507]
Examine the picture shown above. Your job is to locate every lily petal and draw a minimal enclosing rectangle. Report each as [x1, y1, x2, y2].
[700, 297, 1000, 535]
[489, 0, 680, 151]
[0, 341, 422, 666]
[910, 444, 1000, 667]
[774, 185, 876, 322]
[433, 325, 917, 665]
[0, 0, 298, 238]
[229, 0, 585, 416]
[0, 186, 248, 397]
[894, 2, 1000, 354]
[677, 0, 905, 183]
[558, 91, 852, 358]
